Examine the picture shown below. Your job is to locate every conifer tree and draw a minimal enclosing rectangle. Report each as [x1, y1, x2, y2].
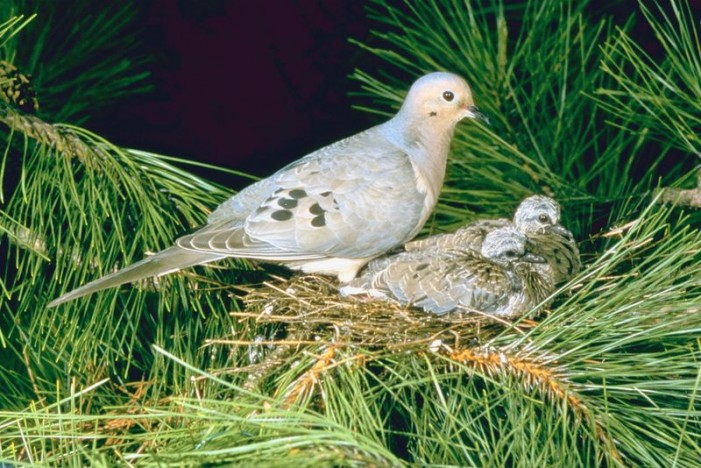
[0, 0, 699, 465]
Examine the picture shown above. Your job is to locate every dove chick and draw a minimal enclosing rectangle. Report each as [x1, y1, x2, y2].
[512, 195, 580, 284]
[340, 226, 553, 317]
[527, 225, 581, 286]
[49, 72, 484, 307]
[405, 195, 580, 284]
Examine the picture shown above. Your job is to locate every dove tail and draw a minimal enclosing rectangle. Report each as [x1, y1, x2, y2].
[47, 247, 225, 307]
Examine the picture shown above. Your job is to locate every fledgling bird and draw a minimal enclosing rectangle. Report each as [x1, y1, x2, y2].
[340, 226, 553, 317]
[49, 72, 485, 307]
[527, 227, 581, 285]
[407, 195, 558, 251]
[405, 195, 580, 284]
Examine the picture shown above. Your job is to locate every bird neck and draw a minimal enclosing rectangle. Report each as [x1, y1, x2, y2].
[381, 114, 455, 204]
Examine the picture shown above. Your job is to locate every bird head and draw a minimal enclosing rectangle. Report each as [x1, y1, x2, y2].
[482, 226, 546, 266]
[513, 195, 564, 235]
[398, 72, 487, 127]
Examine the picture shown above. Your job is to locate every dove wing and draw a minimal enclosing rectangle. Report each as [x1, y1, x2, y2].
[177, 128, 427, 261]
[405, 218, 512, 252]
[407, 250, 518, 315]
[352, 248, 518, 315]
[527, 230, 581, 284]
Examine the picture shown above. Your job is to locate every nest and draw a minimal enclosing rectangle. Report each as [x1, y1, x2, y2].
[206, 273, 623, 463]
[233, 274, 534, 351]
[209, 274, 542, 394]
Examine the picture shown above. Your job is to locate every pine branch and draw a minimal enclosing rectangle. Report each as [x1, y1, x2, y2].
[596, 0, 701, 156]
[448, 346, 622, 463]
[2, 0, 701, 465]
[0, 101, 104, 161]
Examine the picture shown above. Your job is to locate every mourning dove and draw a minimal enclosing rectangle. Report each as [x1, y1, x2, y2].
[527, 228, 580, 285]
[49, 72, 484, 307]
[405, 195, 580, 284]
[340, 226, 553, 316]
[511, 195, 580, 284]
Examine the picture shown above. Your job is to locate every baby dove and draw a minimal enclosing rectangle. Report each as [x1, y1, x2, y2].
[511, 195, 580, 284]
[405, 195, 580, 284]
[527, 227, 581, 285]
[340, 226, 552, 317]
[49, 72, 484, 307]
[406, 195, 558, 251]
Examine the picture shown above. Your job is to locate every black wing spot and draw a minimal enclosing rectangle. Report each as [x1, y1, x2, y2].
[311, 214, 326, 227]
[271, 210, 293, 221]
[289, 189, 307, 199]
[429, 111, 437, 117]
[320, 191, 332, 197]
[255, 206, 268, 214]
[415, 263, 429, 271]
[278, 198, 298, 209]
[309, 203, 324, 215]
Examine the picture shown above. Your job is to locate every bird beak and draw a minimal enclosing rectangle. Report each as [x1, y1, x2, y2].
[523, 238, 546, 264]
[465, 105, 489, 124]
[546, 224, 574, 241]
[522, 252, 547, 264]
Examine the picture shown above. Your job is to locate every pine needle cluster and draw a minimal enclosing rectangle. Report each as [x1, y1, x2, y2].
[0, 0, 699, 465]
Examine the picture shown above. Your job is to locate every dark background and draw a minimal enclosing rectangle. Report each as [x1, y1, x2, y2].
[91, 0, 693, 187]
[98, 0, 377, 184]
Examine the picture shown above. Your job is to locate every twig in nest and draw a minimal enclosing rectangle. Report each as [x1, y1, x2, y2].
[225, 274, 529, 397]
[240, 275, 510, 352]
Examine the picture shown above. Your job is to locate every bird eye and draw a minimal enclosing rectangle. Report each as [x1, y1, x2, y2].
[538, 214, 551, 224]
[442, 91, 454, 102]
[504, 250, 518, 258]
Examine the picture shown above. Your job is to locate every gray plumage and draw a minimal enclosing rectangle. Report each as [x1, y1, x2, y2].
[49, 72, 483, 307]
[406, 195, 559, 251]
[528, 227, 581, 285]
[405, 195, 580, 284]
[340, 226, 552, 317]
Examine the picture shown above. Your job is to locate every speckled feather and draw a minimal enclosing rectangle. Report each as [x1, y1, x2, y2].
[405, 218, 512, 252]
[405, 195, 580, 285]
[528, 230, 581, 285]
[341, 227, 553, 316]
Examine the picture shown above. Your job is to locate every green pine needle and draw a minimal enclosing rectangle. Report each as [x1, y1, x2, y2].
[1, 0, 700, 465]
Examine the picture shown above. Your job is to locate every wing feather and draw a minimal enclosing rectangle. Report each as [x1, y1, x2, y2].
[179, 130, 427, 261]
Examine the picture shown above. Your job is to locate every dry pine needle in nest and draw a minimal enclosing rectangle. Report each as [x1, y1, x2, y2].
[232, 274, 542, 353]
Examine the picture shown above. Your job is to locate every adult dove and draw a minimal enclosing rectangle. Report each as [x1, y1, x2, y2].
[340, 226, 552, 316]
[49, 72, 483, 307]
